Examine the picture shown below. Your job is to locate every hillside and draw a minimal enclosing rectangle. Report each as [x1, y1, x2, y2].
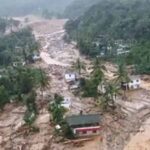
[64, 0, 100, 19]
[65, 0, 150, 74]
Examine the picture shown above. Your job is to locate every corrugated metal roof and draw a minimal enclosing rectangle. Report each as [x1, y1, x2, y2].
[66, 114, 100, 126]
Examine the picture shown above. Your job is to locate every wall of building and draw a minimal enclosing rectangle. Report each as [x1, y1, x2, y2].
[65, 74, 76, 82]
[73, 126, 101, 137]
[128, 79, 141, 89]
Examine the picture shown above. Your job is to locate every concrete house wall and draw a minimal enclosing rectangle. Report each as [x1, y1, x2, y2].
[65, 73, 76, 82]
[128, 78, 141, 89]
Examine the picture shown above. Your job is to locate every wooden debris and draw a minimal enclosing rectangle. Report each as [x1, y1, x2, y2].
[63, 137, 94, 145]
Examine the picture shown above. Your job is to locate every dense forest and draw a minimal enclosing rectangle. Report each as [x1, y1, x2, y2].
[65, 0, 150, 74]
[0, 0, 74, 17]
[0, 18, 39, 66]
[64, 0, 100, 19]
[0, 17, 48, 125]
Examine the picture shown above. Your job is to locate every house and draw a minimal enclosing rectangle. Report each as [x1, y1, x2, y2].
[117, 48, 130, 55]
[13, 61, 26, 67]
[32, 54, 41, 61]
[97, 83, 106, 94]
[66, 114, 101, 137]
[116, 46, 130, 55]
[100, 52, 105, 57]
[61, 97, 71, 110]
[50, 97, 71, 111]
[69, 81, 80, 91]
[115, 40, 130, 55]
[65, 73, 76, 83]
[122, 76, 141, 90]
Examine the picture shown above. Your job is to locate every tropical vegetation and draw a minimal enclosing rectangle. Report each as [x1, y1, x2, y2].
[65, 0, 150, 74]
[0, 18, 49, 125]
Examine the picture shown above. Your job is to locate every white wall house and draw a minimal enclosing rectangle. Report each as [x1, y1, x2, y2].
[65, 73, 76, 83]
[61, 97, 71, 110]
[115, 40, 130, 55]
[13, 61, 26, 67]
[122, 76, 141, 90]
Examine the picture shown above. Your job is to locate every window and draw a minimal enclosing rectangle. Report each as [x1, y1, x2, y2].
[82, 131, 87, 134]
[136, 80, 139, 82]
[93, 130, 97, 133]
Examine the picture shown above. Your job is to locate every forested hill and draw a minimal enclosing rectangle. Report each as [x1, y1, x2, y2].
[66, 0, 150, 42]
[0, 0, 74, 17]
[64, 0, 100, 19]
[65, 0, 150, 74]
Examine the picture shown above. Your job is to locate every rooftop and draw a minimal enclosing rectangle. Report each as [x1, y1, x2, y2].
[66, 114, 100, 126]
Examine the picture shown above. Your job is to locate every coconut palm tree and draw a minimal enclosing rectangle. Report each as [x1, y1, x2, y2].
[92, 68, 104, 88]
[106, 83, 118, 102]
[72, 58, 85, 74]
[115, 62, 130, 99]
[92, 57, 106, 75]
[115, 63, 129, 83]
[24, 90, 37, 125]
[100, 82, 118, 111]
[39, 68, 50, 100]
[51, 103, 66, 124]
[49, 94, 66, 124]
[91, 57, 106, 86]
[92, 57, 106, 70]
